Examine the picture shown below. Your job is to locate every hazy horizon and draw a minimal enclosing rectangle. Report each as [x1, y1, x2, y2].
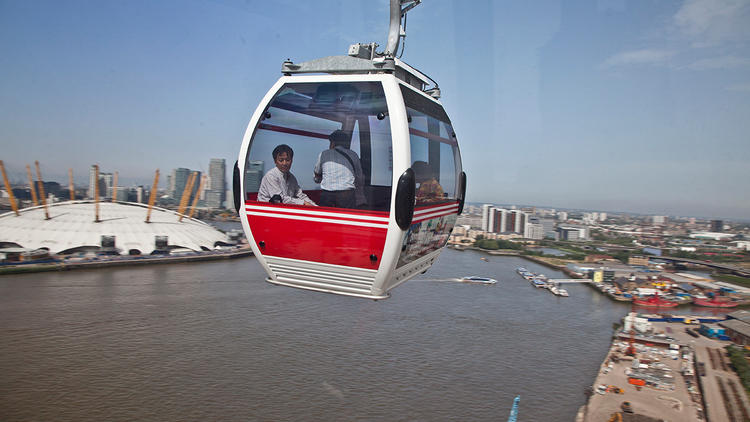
[1, 1, 748, 220]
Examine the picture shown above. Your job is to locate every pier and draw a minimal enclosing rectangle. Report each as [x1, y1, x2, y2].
[548, 278, 593, 284]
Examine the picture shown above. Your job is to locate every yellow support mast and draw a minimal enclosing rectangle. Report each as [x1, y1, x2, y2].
[177, 171, 197, 218]
[93, 164, 100, 222]
[26, 164, 38, 206]
[0, 160, 20, 216]
[34, 161, 50, 220]
[186, 173, 205, 221]
[145, 169, 159, 223]
[112, 171, 118, 202]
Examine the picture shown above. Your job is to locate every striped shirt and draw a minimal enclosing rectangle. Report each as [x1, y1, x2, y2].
[313, 147, 364, 192]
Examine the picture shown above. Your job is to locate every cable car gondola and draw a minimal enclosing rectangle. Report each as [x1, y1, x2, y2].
[234, 0, 466, 299]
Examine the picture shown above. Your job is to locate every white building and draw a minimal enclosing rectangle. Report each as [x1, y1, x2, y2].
[557, 225, 589, 241]
[524, 222, 544, 240]
[689, 231, 734, 241]
[481, 204, 492, 232]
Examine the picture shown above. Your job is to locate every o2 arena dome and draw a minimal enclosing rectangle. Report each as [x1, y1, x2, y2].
[0, 201, 229, 255]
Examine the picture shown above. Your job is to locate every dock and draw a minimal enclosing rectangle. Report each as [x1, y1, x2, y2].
[548, 278, 592, 284]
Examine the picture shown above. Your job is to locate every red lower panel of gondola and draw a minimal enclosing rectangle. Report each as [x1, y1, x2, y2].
[245, 201, 389, 270]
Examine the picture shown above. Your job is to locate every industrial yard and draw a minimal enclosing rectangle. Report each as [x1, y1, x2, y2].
[579, 316, 750, 422]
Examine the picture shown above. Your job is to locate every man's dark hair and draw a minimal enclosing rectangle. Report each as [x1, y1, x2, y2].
[272, 144, 294, 160]
[328, 130, 350, 147]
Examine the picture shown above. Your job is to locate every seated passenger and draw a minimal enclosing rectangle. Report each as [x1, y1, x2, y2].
[313, 130, 366, 208]
[413, 161, 444, 203]
[258, 144, 316, 206]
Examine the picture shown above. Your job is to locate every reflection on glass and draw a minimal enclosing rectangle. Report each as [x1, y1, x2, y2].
[245, 82, 392, 211]
[401, 85, 460, 206]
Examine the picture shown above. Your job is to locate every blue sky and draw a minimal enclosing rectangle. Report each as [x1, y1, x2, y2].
[1, 0, 748, 219]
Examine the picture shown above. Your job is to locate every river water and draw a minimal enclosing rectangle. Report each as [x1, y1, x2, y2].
[0, 248, 670, 421]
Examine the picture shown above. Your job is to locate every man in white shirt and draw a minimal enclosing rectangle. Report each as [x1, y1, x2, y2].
[258, 144, 316, 206]
[313, 130, 365, 209]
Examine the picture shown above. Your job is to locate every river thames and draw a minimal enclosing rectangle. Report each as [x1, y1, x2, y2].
[2, 248, 640, 421]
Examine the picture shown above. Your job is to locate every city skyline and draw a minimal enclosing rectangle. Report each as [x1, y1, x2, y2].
[1, 1, 749, 219]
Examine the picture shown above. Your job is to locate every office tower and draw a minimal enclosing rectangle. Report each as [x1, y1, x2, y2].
[710, 220, 723, 232]
[170, 168, 201, 203]
[100, 172, 113, 199]
[87, 166, 112, 199]
[206, 158, 226, 208]
[170, 168, 192, 199]
[652, 215, 666, 226]
[88, 165, 97, 199]
[244, 160, 264, 194]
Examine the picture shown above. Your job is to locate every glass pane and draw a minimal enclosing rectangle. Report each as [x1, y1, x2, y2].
[245, 82, 392, 211]
[401, 86, 460, 206]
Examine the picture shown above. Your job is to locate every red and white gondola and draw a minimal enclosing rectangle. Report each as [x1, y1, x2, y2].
[233, 1, 465, 299]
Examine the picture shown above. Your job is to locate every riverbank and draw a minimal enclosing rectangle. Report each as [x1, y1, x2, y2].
[577, 319, 750, 422]
[452, 245, 579, 274]
[0, 247, 253, 275]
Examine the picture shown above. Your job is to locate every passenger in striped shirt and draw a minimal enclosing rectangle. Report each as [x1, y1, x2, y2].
[313, 130, 366, 209]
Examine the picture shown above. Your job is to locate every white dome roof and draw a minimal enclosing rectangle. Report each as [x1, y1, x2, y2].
[0, 201, 228, 254]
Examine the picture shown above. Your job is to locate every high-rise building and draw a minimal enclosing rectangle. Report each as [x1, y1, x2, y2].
[710, 219, 723, 232]
[170, 168, 201, 203]
[515, 210, 527, 233]
[488, 207, 507, 233]
[100, 172, 113, 199]
[170, 168, 192, 199]
[244, 160, 264, 194]
[87, 165, 111, 199]
[206, 158, 226, 208]
[481, 204, 492, 232]
[485, 208, 527, 234]
[88, 165, 97, 199]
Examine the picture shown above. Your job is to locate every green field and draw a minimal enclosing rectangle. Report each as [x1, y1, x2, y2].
[713, 273, 750, 289]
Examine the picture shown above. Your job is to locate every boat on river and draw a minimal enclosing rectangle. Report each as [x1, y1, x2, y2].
[460, 276, 497, 285]
[693, 297, 739, 308]
[633, 295, 679, 308]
